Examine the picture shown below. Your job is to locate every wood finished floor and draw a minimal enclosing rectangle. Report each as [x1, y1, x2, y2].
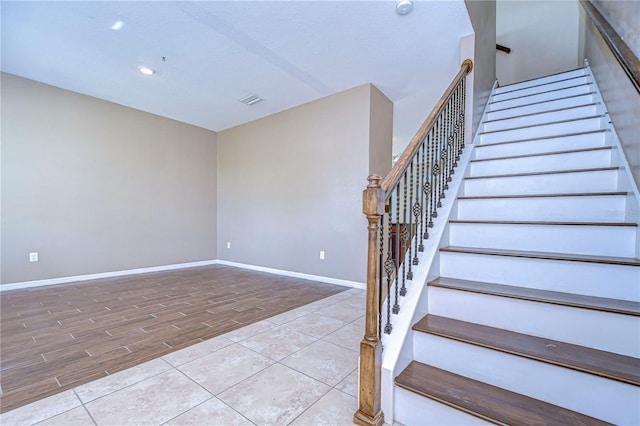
[0, 265, 347, 413]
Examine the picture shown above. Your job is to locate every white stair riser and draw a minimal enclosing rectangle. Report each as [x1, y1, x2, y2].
[463, 169, 619, 196]
[412, 333, 640, 425]
[439, 251, 640, 301]
[491, 77, 592, 102]
[486, 94, 596, 121]
[455, 195, 628, 222]
[482, 105, 599, 133]
[494, 69, 588, 94]
[427, 287, 640, 356]
[479, 117, 604, 145]
[469, 149, 611, 176]
[488, 85, 594, 111]
[394, 386, 492, 426]
[474, 132, 607, 159]
[448, 222, 636, 257]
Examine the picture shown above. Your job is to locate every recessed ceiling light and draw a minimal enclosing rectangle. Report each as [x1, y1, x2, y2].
[396, 0, 413, 15]
[139, 66, 155, 75]
[239, 94, 263, 106]
[110, 20, 124, 30]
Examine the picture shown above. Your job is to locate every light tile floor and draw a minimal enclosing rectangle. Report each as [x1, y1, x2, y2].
[1, 289, 365, 426]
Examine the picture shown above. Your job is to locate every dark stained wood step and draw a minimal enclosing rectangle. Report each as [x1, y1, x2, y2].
[489, 83, 595, 106]
[489, 92, 597, 114]
[483, 103, 598, 124]
[478, 115, 604, 136]
[413, 315, 640, 386]
[470, 146, 611, 163]
[458, 191, 627, 200]
[440, 246, 640, 267]
[395, 361, 612, 426]
[428, 277, 640, 317]
[465, 166, 618, 180]
[476, 129, 607, 148]
[495, 73, 589, 94]
[449, 219, 636, 227]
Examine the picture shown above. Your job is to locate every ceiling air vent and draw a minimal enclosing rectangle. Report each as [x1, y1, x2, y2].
[239, 94, 263, 106]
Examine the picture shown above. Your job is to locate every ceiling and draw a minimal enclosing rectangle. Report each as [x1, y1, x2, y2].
[1, 1, 473, 154]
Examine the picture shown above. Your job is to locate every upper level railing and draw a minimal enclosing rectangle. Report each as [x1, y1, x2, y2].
[354, 59, 473, 426]
[579, 0, 640, 93]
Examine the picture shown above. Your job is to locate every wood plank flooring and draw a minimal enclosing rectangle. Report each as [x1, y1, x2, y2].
[0, 265, 347, 413]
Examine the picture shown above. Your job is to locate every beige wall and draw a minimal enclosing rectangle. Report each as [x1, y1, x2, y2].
[592, 0, 640, 59]
[465, 0, 497, 134]
[217, 84, 392, 283]
[1, 73, 218, 284]
[582, 6, 640, 187]
[497, 0, 582, 85]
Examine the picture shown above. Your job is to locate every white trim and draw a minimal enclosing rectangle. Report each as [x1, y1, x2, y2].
[1, 259, 365, 292]
[216, 260, 365, 289]
[0, 260, 218, 292]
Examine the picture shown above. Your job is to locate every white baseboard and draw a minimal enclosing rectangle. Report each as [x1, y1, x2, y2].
[0, 260, 218, 292]
[216, 260, 365, 289]
[1, 259, 365, 292]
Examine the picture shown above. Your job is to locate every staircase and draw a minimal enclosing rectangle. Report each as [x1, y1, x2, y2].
[392, 67, 640, 425]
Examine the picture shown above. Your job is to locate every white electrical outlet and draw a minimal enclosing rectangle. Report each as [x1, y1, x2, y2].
[29, 252, 39, 262]
[319, 250, 325, 260]
[227, 242, 231, 249]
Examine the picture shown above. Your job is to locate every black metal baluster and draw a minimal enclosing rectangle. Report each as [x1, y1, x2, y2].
[461, 78, 466, 151]
[424, 130, 433, 235]
[418, 142, 426, 249]
[392, 186, 401, 315]
[455, 81, 462, 163]
[403, 169, 413, 281]
[436, 113, 443, 209]
[384, 195, 394, 334]
[378, 210, 385, 338]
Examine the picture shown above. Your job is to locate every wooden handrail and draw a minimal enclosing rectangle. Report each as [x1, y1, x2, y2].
[381, 60, 473, 196]
[496, 44, 511, 54]
[354, 60, 472, 426]
[579, 0, 640, 93]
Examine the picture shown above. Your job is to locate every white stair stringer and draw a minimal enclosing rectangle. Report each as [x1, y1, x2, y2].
[391, 65, 640, 425]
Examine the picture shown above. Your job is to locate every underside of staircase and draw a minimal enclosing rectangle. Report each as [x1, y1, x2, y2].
[393, 67, 640, 425]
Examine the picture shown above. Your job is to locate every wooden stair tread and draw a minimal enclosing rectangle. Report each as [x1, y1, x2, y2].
[458, 191, 627, 200]
[483, 102, 598, 124]
[478, 115, 604, 136]
[440, 246, 640, 266]
[449, 219, 636, 227]
[495, 72, 589, 93]
[489, 83, 594, 106]
[395, 361, 612, 426]
[428, 277, 640, 316]
[465, 166, 618, 180]
[470, 146, 611, 163]
[413, 315, 640, 385]
[477, 129, 607, 148]
[489, 92, 597, 114]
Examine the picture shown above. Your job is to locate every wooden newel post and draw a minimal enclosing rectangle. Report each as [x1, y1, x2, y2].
[354, 175, 385, 426]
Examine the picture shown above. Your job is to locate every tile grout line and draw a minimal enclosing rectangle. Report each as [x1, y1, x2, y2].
[72, 388, 99, 426]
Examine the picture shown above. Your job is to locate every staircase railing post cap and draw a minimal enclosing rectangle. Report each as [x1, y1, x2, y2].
[462, 59, 473, 75]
